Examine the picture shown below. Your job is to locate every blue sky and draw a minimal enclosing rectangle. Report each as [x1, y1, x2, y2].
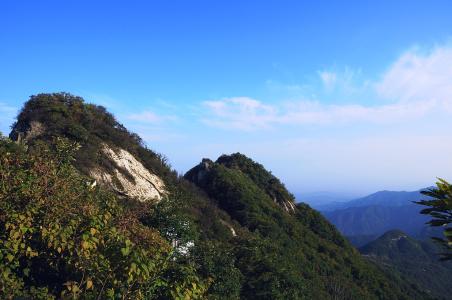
[2, 0, 452, 198]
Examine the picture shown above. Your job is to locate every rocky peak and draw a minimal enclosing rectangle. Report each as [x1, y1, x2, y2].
[186, 154, 297, 213]
[184, 158, 214, 185]
[217, 153, 296, 213]
[201, 158, 213, 170]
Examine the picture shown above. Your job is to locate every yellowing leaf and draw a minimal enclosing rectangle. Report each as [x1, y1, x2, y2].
[86, 279, 93, 289]
[81, 241, 89, 250]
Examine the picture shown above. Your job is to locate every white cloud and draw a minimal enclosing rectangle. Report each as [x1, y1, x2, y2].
[286, 100, 434, 124]
[376, 46, 452, 105]
[181, 45, 452, 194]
[127, 111, 177, 124]
[317, 67, 364, 95]
[201, 97, 441, 130]
[202, 97, 277, 130]
[203, 45, 452, 131]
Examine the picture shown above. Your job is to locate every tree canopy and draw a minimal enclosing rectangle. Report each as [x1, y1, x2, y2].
[417, 179, 452, 260]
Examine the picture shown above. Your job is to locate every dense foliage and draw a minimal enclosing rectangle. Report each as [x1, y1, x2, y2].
[215, 153, 295, 207]
[417, 179, 452, 260]
[0, 137, 208, 299]
[360, 230, 452, 299]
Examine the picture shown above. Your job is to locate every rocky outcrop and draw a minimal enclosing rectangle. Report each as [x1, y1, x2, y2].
[220, 219, 237, 237]
[184, 158, 213, 185]
[12, 121, 45, 144]
[90, 144, 166, 202]
[274, 196, 296, 213]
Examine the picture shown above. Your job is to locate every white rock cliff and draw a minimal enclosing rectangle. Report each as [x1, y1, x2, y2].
[90, 144, 166, 202]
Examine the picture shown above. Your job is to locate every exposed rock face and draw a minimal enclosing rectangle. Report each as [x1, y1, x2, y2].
[184, 158, 213, 185]
[275, 196, 296, 213]
[220, 219, 237, 237]
[12, 121, 45, 144]
[90, 144, 166, 202]
[10, 117, 166, 202]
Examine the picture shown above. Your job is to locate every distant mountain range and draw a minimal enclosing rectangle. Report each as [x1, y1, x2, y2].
[317, 189, 427, 211]
[318, 189, 441, 247]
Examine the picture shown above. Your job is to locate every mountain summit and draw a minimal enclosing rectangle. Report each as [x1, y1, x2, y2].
[10, 93, 170, 202]
[185, 153, 296, 213]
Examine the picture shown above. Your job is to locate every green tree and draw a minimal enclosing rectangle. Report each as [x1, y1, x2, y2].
[416, 179, 452, 260]
[0, 137, 208, 299]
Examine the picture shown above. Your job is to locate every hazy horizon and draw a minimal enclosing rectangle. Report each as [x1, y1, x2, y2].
[2, 1, 452, 195]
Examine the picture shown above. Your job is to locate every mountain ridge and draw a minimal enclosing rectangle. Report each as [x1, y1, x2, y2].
[320, 189, 440, 246]
[317, 189, 428, 211]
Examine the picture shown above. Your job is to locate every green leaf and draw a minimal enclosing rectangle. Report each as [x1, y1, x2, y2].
[121, 247, 129, 256]
[6, 254, 14, 262]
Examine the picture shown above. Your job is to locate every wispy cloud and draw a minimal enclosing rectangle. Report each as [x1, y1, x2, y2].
[202, 97, 277, 130]
[202, 45, 452, 131]
[317, 67, 367, 96]
[201, 97, 440, 130]
[127, 111, 178, 124]
[376, 46, 452, 105]
[280, 99, 438, 125]
[318, 71, 337, 90]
